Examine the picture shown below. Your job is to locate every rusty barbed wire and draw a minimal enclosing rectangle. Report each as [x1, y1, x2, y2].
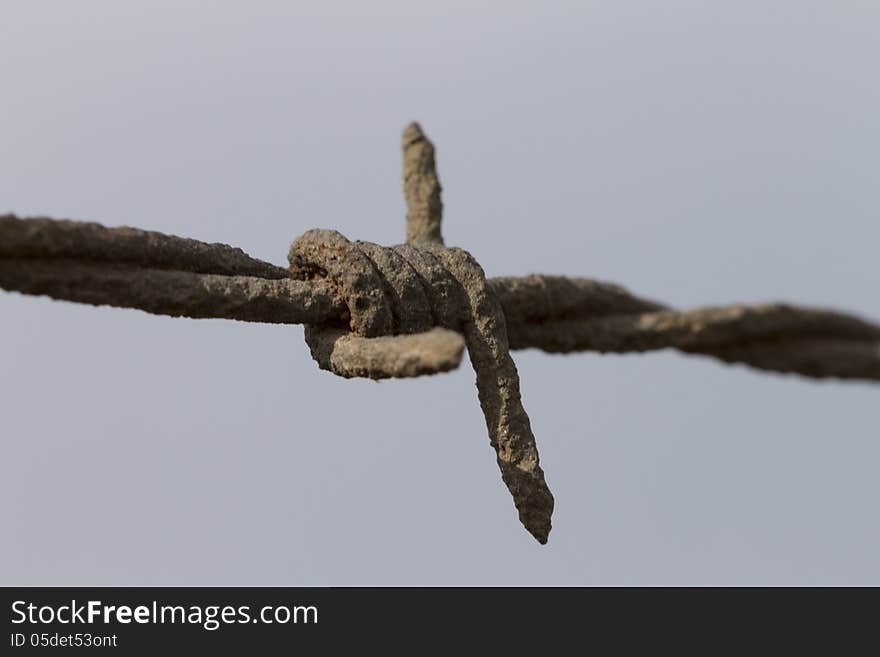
[1, 123, 878, 543]
[5, 216, 877, 380]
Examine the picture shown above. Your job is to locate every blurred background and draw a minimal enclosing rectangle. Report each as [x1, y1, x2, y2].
[1, 1, 878, 584]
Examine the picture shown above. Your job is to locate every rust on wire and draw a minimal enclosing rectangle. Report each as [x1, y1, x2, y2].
[2, 123, 879, 543]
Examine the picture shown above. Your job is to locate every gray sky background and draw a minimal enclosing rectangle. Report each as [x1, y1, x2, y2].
[2, 1, 878, 585]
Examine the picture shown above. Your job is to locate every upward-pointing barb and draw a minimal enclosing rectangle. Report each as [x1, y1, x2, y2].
[402, 122, 444, 246]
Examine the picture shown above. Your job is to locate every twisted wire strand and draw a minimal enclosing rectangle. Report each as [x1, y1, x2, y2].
[0, 214, 290, 278]
[2, 214, 879, 381]
[0, 254, 343, 326]
[497, 276, 880, 381]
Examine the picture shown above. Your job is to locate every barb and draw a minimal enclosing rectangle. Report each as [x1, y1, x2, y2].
[403, 122, 444, 245]
[1, 122, 878, 544]
[426, 244, 554, 543]
[288, 228, 554, 541]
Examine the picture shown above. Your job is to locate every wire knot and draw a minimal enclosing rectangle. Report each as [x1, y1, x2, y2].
[287, 227, 555, 543]
[287, 228, 464, 379]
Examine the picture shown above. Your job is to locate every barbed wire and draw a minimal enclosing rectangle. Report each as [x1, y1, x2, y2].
[2, 123, 878, 543]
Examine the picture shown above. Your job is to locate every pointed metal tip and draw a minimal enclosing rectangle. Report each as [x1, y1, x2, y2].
[529, 524, 551, 545]
[402, 122, 428, 149]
